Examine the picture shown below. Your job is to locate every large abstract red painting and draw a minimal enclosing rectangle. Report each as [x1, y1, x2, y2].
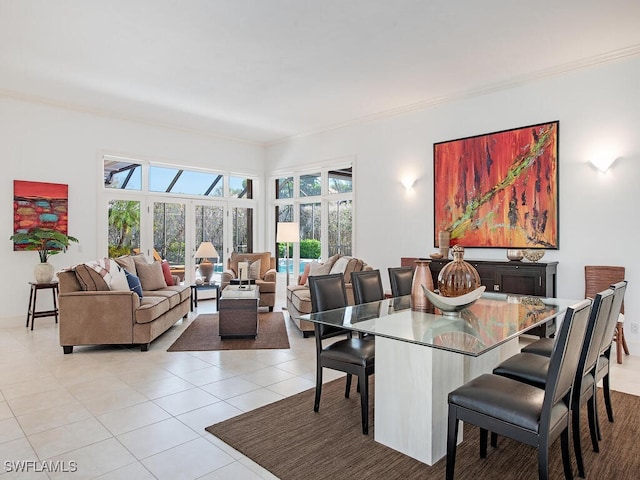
[434, 121, 559, 249]
[13, 180, 69, 251]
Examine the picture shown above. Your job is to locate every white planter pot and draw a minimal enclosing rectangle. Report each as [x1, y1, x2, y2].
[34, 262, 54, 283]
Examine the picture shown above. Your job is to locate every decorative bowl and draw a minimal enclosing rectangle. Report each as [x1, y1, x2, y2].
[421, 285, 486, 316]
[523, 249, 545, 262]
[506, 249, 524, 261]
[429, 252, 444, 259]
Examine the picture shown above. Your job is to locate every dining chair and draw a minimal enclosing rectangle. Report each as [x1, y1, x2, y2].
[594, 280, 627, 426]
[446, 299, 591, 480]
[585, 266, 628, 364]
[351, 269, 385, 305]
[520, 281, 627, 432]
[308, 273, 375, 435]
[492, 289, 614, 478]
[388, 266, 414, 297]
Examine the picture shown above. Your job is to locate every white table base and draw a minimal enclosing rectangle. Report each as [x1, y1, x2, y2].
[374, 336, 519, 465]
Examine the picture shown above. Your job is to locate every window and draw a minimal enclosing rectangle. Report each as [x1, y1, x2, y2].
[272, 160, 353, 272]
[149, 165, 224, 196]
[104, 159, 141, 190]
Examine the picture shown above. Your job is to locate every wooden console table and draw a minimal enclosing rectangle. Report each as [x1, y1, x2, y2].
[401, 257, 558, 337]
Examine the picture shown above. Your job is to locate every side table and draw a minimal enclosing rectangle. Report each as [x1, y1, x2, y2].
[190, 282, 220, 311]
[26, 282, 59, 330]
[219, 285, 259, 339]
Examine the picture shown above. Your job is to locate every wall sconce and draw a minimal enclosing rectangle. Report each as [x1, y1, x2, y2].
[401, 177, 416, 192]
[590, 156, 621, 173]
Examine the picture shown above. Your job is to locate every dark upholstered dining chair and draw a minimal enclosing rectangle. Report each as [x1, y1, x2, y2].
[388, 266, 414, 297]
[308, 273, 375, 435]
[520, 280, 627, 434]
[445, 299, 592, 480]
[493, 289, 614, 478]
[352, 269, 385, 305]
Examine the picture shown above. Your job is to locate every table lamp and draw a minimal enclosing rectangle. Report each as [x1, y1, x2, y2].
[276, 222, 300, 287]
[195, 241, 218, 283]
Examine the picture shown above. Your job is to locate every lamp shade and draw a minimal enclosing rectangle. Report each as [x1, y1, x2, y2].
[194, 241, 218, 259]
[276, 222, 300, 243]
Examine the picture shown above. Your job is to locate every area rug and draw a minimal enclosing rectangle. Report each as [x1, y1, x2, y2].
[206, 379, 640, 479]
[167, 312, 290, 351]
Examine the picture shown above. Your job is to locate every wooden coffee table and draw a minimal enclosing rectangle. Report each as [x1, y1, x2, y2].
[219, 285, 260, 339]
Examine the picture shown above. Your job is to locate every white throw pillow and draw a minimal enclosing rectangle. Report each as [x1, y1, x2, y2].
[329, 256, 352, 274]
[109, 260, 130, 291]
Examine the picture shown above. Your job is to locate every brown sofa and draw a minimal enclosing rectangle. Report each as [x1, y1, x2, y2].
[287, 255, 372, 337]
[58, 255, 190, 353]
[221, 252, 276, 311]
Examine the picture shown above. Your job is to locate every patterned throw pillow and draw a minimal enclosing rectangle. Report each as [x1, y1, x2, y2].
[249, 259, 262, 280]
[75, 264, 110, 291]
[124, 270, 143, 298]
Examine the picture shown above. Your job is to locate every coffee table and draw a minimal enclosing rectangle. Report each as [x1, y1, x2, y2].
[219, 285, 260, 339]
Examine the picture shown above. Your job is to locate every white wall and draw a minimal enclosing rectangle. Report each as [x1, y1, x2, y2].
[1, 97, 265, 318]
[266, 56, 640, 348]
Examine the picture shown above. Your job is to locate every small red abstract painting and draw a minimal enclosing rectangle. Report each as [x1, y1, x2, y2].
[13, 180, 69, 251]
[433, 121, 559, 249]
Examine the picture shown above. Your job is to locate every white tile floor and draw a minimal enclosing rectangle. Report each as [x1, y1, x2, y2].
[1, 274, 638, 479]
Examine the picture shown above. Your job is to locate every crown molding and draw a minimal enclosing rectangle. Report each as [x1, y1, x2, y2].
[266, 45, 640, 146]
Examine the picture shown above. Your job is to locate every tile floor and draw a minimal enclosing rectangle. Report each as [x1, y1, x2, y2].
[1, 274, 638, 479]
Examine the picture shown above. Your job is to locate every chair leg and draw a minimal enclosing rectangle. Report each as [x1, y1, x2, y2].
[446, 405, 459, 480]
[538, 437, 551, 480]
[480, 428, 488, 458]
[345, 373, 352, 399]
[572, 400, 585, 478]
[358, 372, 368, 435]
[616, 323, 629, 364]
[490, 431, 498, 448]
[314, 365, 323, 412]
[587, 395, 599, 453]
[560, 428, 573, 480]
[602, 373, 614, 422]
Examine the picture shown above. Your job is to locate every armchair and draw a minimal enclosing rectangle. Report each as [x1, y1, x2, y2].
[221, 252, 276, 311]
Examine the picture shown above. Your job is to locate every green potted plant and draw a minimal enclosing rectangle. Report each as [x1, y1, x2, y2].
[10, 228, 79, 283]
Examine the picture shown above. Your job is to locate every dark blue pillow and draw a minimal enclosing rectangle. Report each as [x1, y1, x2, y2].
[124, 269, 143, 298]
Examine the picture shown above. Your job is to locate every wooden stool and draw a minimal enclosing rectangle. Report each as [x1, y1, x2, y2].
[26, 282, 59, 330]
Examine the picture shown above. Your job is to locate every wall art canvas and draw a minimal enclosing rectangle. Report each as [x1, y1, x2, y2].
[13, 180, 69, 251]
[433, 121, 559, 249]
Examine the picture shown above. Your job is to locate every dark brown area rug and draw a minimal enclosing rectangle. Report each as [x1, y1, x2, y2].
[206, 379, 640, 479]
[167, 312, 290, 351]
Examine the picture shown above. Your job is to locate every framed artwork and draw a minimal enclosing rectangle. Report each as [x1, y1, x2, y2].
[13, 180, 69, 250]
[433, 121, 559, 249]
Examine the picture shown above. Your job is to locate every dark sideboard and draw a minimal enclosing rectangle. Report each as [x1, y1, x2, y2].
[400, 257, 559, 337]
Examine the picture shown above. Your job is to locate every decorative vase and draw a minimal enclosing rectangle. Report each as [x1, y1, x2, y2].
[437, 245, 480, 297]
[34, 262, 54, 283]
[411, 259, 434, 311]
[506, 249, 524, 261]
[438, 230, 450, 258]
[523, 249, 545, 262]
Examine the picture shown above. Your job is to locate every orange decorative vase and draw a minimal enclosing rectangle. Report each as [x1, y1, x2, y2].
[411, 259, 434, 311]
[437, 245, 480, 297]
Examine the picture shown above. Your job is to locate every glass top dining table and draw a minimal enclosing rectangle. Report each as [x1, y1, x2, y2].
[302, 291, 577, 356]
[302, 291, 581, 465]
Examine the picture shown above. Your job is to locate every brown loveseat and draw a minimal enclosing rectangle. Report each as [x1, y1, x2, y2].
[221, 252, 277, 311]
[287, 254, 372, 336]
[58, 254, 190, 353]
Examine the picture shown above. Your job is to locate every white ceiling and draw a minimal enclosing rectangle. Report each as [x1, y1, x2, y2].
[1, 0, 640, 145]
